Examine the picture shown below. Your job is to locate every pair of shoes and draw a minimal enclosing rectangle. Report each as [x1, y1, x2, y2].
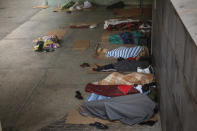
[89, 122, 108, 130]
[75, 91, 83, 100]
[80, 63, 90, 68]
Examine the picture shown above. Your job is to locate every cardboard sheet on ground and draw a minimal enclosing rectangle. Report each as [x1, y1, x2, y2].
[47, 29, 66, 40]
[142, 8, 152, 17]
[92, 54, 117, 60]
[101, 31, 120, 43]
[72, 40, 90, 51]
[54, 7, 70, 12]
[33, 5, 48, 9]
[113, 8, 152, 18]
[66, 109, 116, 124]
[54, 7, 95, 12]
[60, 22, 98, 29]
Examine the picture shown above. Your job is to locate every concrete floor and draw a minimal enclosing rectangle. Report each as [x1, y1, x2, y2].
[0, 1, 161, 131]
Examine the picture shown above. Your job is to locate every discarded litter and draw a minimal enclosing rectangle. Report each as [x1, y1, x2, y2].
[33, 35, 60, 52]
[69, 23, 97, 29]
[33, 5, 48, 9]
[55, 0, 93, 12]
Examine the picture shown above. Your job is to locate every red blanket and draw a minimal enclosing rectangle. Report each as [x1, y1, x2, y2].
[85, 83, 139, 97]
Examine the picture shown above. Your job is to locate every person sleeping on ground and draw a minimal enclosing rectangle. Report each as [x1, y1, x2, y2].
[92, 57, 152, 72]
[79, 94, 157, 126]
[96, 46, 149, 60]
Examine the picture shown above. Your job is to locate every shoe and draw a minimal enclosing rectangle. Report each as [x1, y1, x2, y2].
[89, 122, 108, 130]
[137, 66, 151, 74]
[80, 63, 90, 68]
[75, 91, 83, 100]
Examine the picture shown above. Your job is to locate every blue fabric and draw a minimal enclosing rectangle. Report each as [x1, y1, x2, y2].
[131, 31, 144, 44]
[86, 93, 111, 102]
[119, 32, 134, 44]
[109, 31, 144, 45]
[109, 34, 122, 44]
[143, 90, 151, 95]
[105, 46, 142, 59]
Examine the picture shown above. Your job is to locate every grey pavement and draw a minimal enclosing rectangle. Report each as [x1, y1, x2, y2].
[0, 1, 161, 131]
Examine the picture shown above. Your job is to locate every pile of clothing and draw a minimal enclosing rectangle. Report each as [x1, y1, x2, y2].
[104, 19, 152, 32]
[104, 19, 140, 31]
[61, 0, 92, 11]
[60, 0, 75, 10]
[80, 71, 158, 126]
[33, 35, 60, 52]
[139, 21, 152, 33]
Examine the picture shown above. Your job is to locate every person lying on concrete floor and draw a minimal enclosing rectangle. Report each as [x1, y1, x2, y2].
[93, 72, 154, 86]
[95, 46, 149, 60]
[85, 82, 158, 103]
[92, 58, 151, 72]
[79, 93, 157, 126]
[85, 82, 156, 97]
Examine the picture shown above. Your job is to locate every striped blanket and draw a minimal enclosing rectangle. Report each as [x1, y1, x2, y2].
[105, 46, 142, 59]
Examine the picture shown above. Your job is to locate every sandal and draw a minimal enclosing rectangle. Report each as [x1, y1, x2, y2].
[89, 122, 108, 130]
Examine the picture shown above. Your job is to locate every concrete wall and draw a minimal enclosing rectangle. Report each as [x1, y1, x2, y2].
[45, 0, 152, 6]
[152, 0, 197, 131]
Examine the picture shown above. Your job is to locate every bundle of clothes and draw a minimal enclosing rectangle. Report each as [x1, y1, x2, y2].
[60, 0, 92, 11]
[80, 71, 158, 126]
[104, 19, 152, 32]
[33, 34, 60, 52]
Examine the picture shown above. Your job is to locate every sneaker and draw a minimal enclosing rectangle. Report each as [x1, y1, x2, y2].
[137, 66, 151, 74]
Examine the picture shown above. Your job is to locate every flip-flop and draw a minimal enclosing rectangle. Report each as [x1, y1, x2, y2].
[89, 122, 108, 130]
[80, 63, 90, 68]
[75, 91, 83, 100]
